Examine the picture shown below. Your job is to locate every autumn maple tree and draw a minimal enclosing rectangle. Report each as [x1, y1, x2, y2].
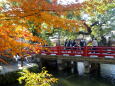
[0, 0, 114, 63]
[0, 0, 83, 62]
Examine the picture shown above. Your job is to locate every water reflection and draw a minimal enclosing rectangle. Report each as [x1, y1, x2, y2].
[77, 62, 85, 75]
[52, 62, 115, 86]
[101, 64, 115, 84]
[57, 74, 114, 86]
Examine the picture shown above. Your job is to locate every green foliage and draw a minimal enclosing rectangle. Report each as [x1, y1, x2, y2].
[88, 8, 115, 39]
[0, 65, 39, 85]
[18, 67, 58, 86]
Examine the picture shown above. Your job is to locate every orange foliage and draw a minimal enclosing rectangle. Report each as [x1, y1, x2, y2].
[0, 0, 81, 57]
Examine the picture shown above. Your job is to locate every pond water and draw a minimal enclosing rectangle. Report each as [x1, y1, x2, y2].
[47, 62, 115, 86]
[9, 72, 114, 86]
[8, 62, 115, 86]
[54, 74, 114, 86]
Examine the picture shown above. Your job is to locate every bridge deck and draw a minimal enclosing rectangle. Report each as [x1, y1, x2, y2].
[37, 55, 115, 64]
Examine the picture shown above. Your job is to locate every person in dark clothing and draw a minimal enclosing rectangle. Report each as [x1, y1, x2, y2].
[80, 39, 86, 50]
[66, 39, 72, 49]
[107, 37, 112, 47]
[72, 40, 76, 47]
[80, 40, 83, 47]
[64, 39, 68, 47]
[80, 39, 84, 50]
[67, 39, 72, 47]
[101, 36, 107, 46]
[80, 39, 84, 47]
[71, 40, 77, 50]
[107, 37, 112, 54]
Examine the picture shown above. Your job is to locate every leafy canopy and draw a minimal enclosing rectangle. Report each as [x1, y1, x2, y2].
[0, 0, 114, 63]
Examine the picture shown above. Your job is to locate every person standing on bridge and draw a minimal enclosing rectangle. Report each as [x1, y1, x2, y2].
[92, 38, 98, 53]
[80, 39, 86, 50]
[64, 39, 68, 47]
[107, 37, 112, 54]
[66, 39, 72, 49]
[107, 37, 112, 47]
[71, 40, 76, 47]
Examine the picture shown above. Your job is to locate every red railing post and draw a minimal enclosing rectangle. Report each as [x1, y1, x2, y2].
[83, 46, 88, 57]
[70, 47, 74, 56]
[57, 46, 62, 55]
[85, 46, 88, 57]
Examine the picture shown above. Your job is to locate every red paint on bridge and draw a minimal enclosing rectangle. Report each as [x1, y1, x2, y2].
[41, 46, 115, 58]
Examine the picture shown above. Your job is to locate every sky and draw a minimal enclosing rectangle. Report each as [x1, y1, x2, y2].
[0, 0, 5, 1]
[57, 0, 84, 5]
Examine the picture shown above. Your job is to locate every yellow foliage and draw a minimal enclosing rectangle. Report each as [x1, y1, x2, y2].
[18, 67, 58, 86]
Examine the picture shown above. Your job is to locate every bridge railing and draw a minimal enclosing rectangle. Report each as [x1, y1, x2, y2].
[87, 46, 115, 58]
[40, 46, 115, 58]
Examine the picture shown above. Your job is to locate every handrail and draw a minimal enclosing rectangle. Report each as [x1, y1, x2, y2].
[41, 46, 115, 58]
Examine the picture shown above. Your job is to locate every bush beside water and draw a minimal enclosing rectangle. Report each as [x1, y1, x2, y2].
[0, 65, 39, 85]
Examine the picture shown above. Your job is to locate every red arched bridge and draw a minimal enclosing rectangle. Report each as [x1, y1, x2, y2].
[37, 46, 115, 64]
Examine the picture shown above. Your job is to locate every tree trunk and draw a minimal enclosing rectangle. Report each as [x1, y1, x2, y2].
[21, 58, 24, 67]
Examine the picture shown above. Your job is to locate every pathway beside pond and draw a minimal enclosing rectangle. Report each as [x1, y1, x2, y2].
[0, 61, 37, 74]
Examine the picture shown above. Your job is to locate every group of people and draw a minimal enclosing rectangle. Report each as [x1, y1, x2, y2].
[64, 37, 112, 48]
[100, 36, 112, 47]
[64, 39, 86, 48]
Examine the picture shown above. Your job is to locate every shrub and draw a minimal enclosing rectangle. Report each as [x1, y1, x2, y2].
[18, 67, 58, 86]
